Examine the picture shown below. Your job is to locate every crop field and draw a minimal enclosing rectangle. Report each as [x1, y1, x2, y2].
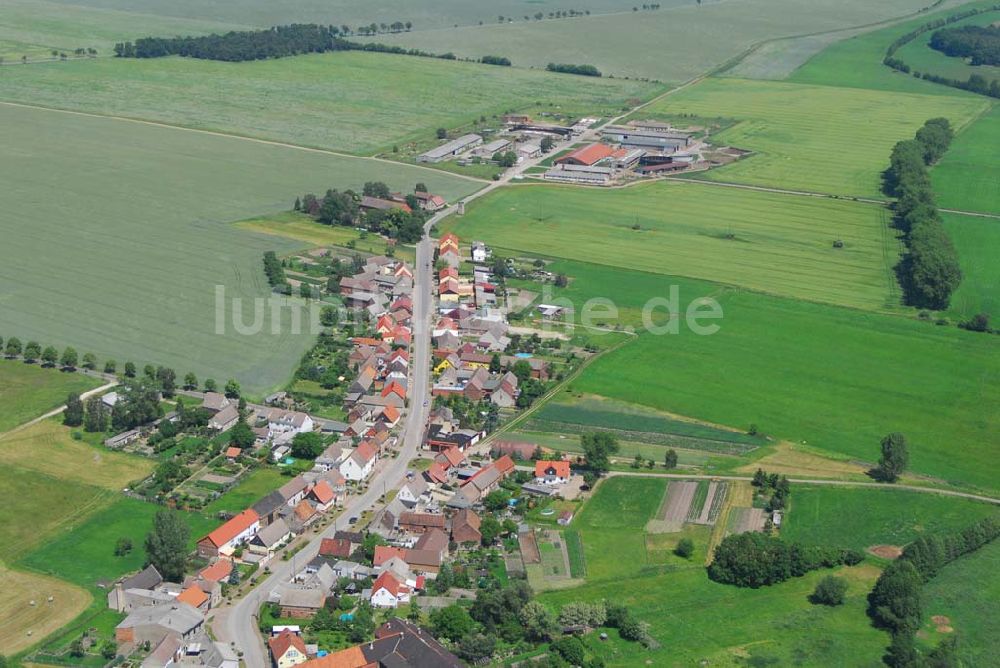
[933, 105, 1000, 216]
[18, 497, 216, 591]
[788, 1, 997, 94]
[237, 212, 415, 261]
[921, 539, 1000, 666]
[453, 181, 901, 310]
[202, 467, 287, 516]
[895, 10, 1000, 87]
[378, 0, 936, 82]
[540, 477, 888, 666]
[0, 564, 91, 655]
[0, 360, 101, 433]
[0, 52, 659, 155]
[573, 289, 1000, 493]
[0, 419, 153, 490]
[942, 213, 1000, 319]
[782, 486, 999, 551]
[0, 104, 479, 396]
[641, 77, 988, 197]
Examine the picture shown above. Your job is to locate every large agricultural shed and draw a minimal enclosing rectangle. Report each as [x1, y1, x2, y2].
[417, 134, 483, 162]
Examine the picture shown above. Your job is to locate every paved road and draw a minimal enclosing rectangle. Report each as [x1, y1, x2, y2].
[216, 213, 442, 667]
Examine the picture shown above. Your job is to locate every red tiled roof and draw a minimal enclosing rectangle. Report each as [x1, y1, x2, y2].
[224, 446, 241, 458]
[555, 143, 615, 166]
[373, 570, 401, 597]
[440, 447, 465, 468]
[201, 509, 259, 549]
[427, 462, 448, 483]
[535, 460, 571, 478]
[382, 382, 406, 399]
[269, 631, 307, 660]
[310, 480, 335, 505]
[373, 545, 407, 567]
[319, 538, 352, 558]
[494, 455, 515, 476]
[199, 558, 233, 583]
[177, 585, 208, 608]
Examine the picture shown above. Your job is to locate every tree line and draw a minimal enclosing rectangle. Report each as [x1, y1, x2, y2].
[868, 516, 1000, 667]
[884, 117, 961, 310]
[296, 181, 429, 244]
[546, 62, 602, 77]
[930, 24, 1000, 66]
[882, 5, 1000, 98]
[262, 250, 289, 293]
[708, 532, 864, 588]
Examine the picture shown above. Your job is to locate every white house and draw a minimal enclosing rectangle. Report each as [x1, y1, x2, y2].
[208, 404, 239, 432]
[339, 442, 378, 482]
[370, 571, 411, 608]
[471, 242, 488, 264]
[268, 409, 314, 437]
[396, 477, 429, 508]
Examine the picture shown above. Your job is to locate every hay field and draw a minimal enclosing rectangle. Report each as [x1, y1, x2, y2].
[0, 51, 659, 154]
[641, 77, 987, 197]
[376, 0, 936, 82]
[933, 104, 1000, 216]
[454, 181, 900, 310]
[0, 103, 478, 395]
[941, 213, 1000, 319]
[0, 564, 91, 655]
[0, 361, 101, 433]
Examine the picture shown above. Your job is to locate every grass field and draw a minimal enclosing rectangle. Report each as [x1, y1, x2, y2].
[782, 487, 1000, 551]
[942, 213, 1000, 319]
[895, 9, 1000, 87]
[378, 0, 936, 82]
[921, 538, 1000, 666]
[0, 361, 101, 433]
[789, 1, 999, 94]
[933, 104, 1000, 216]
[0, 51, 659, 154]
[18, 497, 216, 591]
[236, 212, 416, 263]
[0, 564, 91, 655]
[539, 477, 888, 666]
[571, 286, 1000, 493]
[0, 103, 479, 396]
[452, 181, 901, 310]
[202, 467, 287, 516]
[0, 419, 153, 490]
[641, 77, 987, 197]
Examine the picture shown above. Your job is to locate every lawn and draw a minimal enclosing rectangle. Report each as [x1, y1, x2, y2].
[450, 181, 901, 310]
[18, 497, 217, 590]
[942, 213, 1000, 319]
[642, 77, 987, 197]
[0, 103, 479, 396]
[573, 288, 1000, 494]
[789, 1, 999, 95]
[378, 0, 936, 82]
[921, 538, 1000, 666]
[0, 564, 91, 655]
[781, 487, 1000, 551]
[0, 51, 659, 154]
[202, 467, 288, 516]
[0, 360, 101, 433]
[539, 476, 889, 666]
[0, 419, 153, 491]
[933, 104, 1000, 216]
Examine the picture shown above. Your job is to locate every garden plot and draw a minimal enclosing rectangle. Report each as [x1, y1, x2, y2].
[687, 481, 729, 526]
[525, 529, 582, 591]
[727, 507, 769, 535]
[647, 480, 730, 534]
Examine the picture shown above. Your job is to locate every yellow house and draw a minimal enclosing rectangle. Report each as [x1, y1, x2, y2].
[268, 631, 307, 668]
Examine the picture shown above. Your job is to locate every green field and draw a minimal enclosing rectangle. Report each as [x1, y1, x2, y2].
[568, 280, 1000, 493]
[0, 51, 659, 154]
[895, 9, 1000, 87]
[641, 77, 987, 197]
[921, 538, 1000, 666]
[202, 467, 287, 516]
[18, 497, 216, 590]
[0, 360, 101, 433]
[538, 477, 887, 666]
[933, 104, 1000, 215]
[378, 0, 936, 82]
[0, 103, 479, 396]
[452, 181, 901, 310]
[782, 487, 1000, 550]
[789, 1, 1000, 95]
[942, 213, 1000, 319]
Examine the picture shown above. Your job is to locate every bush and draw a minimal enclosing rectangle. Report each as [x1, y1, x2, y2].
[811, 575, 848, 606]
[551, 636, 586, 665]
[674, 538, 694, 559]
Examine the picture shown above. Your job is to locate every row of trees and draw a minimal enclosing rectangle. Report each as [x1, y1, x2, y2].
[882, 5, 1000, 98]
[708, 532, 863, 588]
[884, 117, 961, 310]
[751, 469, 790, 511]
[546, 62, 602, 77]
[868, 516, 1000, 666]
[1, 336, 92, 370]
[480, 55, 511, 66]
[929, 24, 1000, 66]
[262, 250, 289, 293]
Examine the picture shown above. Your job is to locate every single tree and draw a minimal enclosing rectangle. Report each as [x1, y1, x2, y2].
[104, 359, 117, 374]
[123, 361, 136, 378]
[224, 379, 241, 398]
[204, 378, 217, 392]
[60, 346, 78, 369]
[82, 352, 97, 370]
[84, 396, 109, 432]
[877, 432, 909, 483]
[41, 345, 59, 367]
[183, 372, 197, 390]
[675, 537, 694, 559]
[143, 364, 156, 380]
[114, 536, 133, 557]
[436, 127, 447, 139]
[664, 448, 678, 469]
[519, 600, 558, 641]
[64, 393, 84, 427]
[429, 605, 475, 642]
[24, 341, 41, 362]
[811, 575, 848, 606]
[480, 516, 502, 545]
[144, 509, 191, 582]
[5, 336, 22, 358]
[581, 431, 619, 474]
[290, 431, 325, 459]
[229, 418, 255, 449]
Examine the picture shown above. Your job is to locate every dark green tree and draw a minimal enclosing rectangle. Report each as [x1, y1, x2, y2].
[5, 337, 22, 357]
[64, 393, 84, 427]
[183, 372, 197, 390]
[81, 352, 97, 370]
[810, 575, 848, 606]
[581, 431, 619, 474]
[429, 605, 475, 642]
[664, 448, 678, 469]
[290, 431, 325, 458]
[877, 432, 909, 482]
[480, 516, 502, 545]
[224, 378, 241, 398]
[60, 346, 78, 369]
[123, 361, 136, 377]
[229, 418, 255, 449]
[675, 537, 694, 559]
[144, 509, 191, 582]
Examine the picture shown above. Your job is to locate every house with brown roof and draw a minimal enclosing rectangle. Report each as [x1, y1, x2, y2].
[451, 508, 482, 545]
[269, 630, 308, 668]
[197, 509, 260, 558]
[318, 537, 352, 560]
[398, 512, 447, 534]
[301, 618, 462, 668]
[176, 585, 209, 612]
[535, 460, 571, 484]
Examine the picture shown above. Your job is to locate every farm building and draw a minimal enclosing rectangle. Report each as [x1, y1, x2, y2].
[475, 138, 512, 157]
[555, 143, 615, 166]
[613, 148, 646, 169]
[417, 134, 483, 163]
[360, 196, 412, 213]
[543, 164, 614, 185]
[517, 142, 542, 159]
[601, 125, 692, 151]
